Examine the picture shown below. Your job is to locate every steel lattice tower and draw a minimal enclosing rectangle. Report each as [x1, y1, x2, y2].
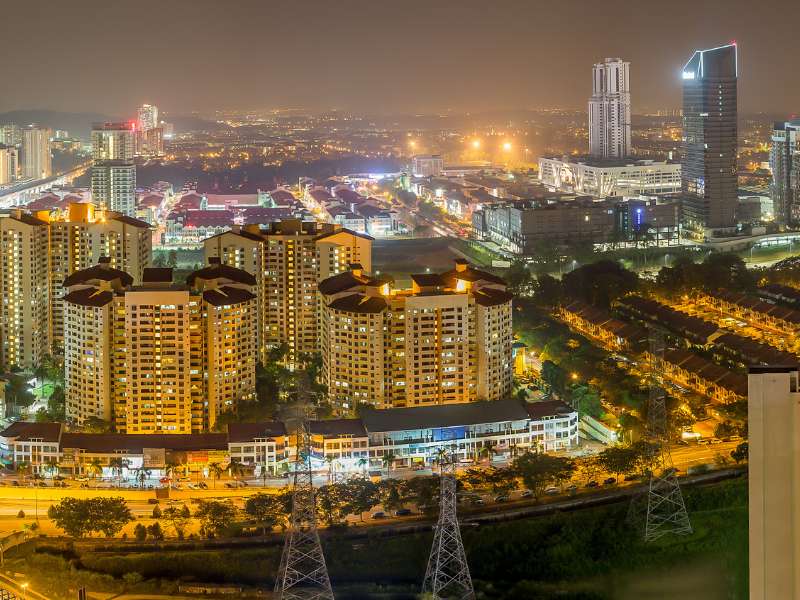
[631, 329, 693, 541]
[422, 449, 475, 600]
[275, 413, 335, 600]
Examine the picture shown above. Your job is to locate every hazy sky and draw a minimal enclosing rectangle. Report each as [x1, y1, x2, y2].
[3, 0, 799, 116]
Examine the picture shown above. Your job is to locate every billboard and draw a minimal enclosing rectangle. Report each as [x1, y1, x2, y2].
[433, 426, 466, 442]
[143, 448, 166, 468]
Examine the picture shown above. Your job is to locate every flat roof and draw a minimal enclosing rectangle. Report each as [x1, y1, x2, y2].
[361, 398, 529, 433]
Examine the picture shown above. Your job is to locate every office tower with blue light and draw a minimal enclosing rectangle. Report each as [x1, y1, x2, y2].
[680, 43, 738, 231]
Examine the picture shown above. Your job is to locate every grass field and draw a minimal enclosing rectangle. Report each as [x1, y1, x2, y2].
[7, 478, 748, 600]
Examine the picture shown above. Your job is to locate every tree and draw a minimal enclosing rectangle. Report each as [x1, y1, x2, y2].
[108, 457, 127, 487]
[569, 384, 604, 419]
[244, 493, 284, 535]
[135, 468, 152, 489]
[228, 459, 246, 482]
[731, 442, 748, 464]
[505, 261, 532, 296]
[595, 445, 639, 482]
[87, 458, 103, 488]
[531, 274, 563, 307]
[133, 523, 147, 541]
[162, 506, 192, 539]
[151, 505, 162, 519]
[381, 452, 397, 474]
[48, 497, 133, 538]
[146, 522, 164, 541]
[207, 462, 223, 489]
[540, 360, 566, 396]
[195, 500, 237, 538]
[83, 416, 112, 433]
[561, 260, 639, 309]
[340, 477, 380, 521]
[378, 479, 405, 512]
[512, 452, 575, 498]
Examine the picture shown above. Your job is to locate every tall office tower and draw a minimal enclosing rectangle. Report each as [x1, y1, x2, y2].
[0, 203, 151, 367]
[22, 126, 52, 180]
[0, 212, 50, 370]
[137, 104, 159, 132]
[136, 126, 164, 157]
[588, 58, 631, 158]
[204, 220, 372, 366]
[63, 260, 256, 432]
[680, 43, 738, 230]
[748, 366, 800, 600]
[770, 119, 800, 226]
[91, 122, 136, 215]
[319, 260, 513, 413]
[0, 145, 18, 185]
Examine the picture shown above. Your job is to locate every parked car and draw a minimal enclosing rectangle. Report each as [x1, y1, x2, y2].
[147, 499, 159, 505]
[224, 482, 235, 489]
[585, 481, 599, 488]
[519, 490, 533, 498]
[566, 484, 578, 493]
[187, 483, 197, 490]
[494, 495, 509, 503]
[394, 508, 413, 517]
[371, 511, 386, 519]
[544, 486, 560, 495]
[159, 477, 170, 484]
[469, 498, 485, 506]
[709, 438, 723, 445]
[603, 477, 616, 485]
[198, 482, 208, 489]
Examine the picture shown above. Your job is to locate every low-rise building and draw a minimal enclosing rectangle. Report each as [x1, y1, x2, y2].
[539, 156, 681, 197]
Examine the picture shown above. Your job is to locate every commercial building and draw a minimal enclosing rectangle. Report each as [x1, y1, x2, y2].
[0, 397, 577, 476]
[538, 157, 681, 197]
[0, 144, 18, 185]
[0, 203, 151, 368]
[472, 195, 681, 254]
[204, 220, 372, 366]
[319, 260, 513, 412]
[91, 122, 136, 215]
[411, 155, 444, 178]
[63, 259, 257, 433]
[770, 119, 800, 225]
[748, 366, 800, 600]
[681, 44, 738, 230]
[137, 104, 159, 132]
[589, 58, 631, 158]
[22, 126, 52, 180]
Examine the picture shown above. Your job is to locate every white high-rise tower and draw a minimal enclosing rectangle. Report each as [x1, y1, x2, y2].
[589, 58, 631, 158]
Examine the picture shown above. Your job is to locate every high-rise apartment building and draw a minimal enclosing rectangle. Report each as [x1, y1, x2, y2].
[0, 203, 151, 369]
[63, 260, 256, 433]
[0, 212, 50, 370]
[91, 122, 136, 215]
[589, 58, 631, 159]
[22, 126, 52, 180]
[319, 260, 513, 412]
[770, 119, 800, 226]
[137, 104, 159, 132]
[0, 124, 22, 147]
[0, 145, 18, 185]
[204, 220, 372, 366]
[748, 365, 800, 600]
[681, 43, 738, 230]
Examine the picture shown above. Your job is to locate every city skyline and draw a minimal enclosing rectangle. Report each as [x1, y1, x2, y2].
[2, 0, 800, 116]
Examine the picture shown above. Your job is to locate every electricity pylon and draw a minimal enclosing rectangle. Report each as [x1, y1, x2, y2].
[630, 329, 692, 541]
[275, 409, 335, 600]
[422, 448, 475, 600]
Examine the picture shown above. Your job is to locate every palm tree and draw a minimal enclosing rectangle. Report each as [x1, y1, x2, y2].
[87, 458, 103, 488]
[357, 457, 368, 473]
[228, 459, 245, 483]
[109, 457, 127, 488]
[136, 467, 152, 489]
[44, 458, 61, 479]
[208, 462, 223, 489]
[164, 461, 179, 489]
[381, 452, 397, 475]
[259, 464, 270, 487]
[16, 461, 31, 481]
[325, 455, 336, 483]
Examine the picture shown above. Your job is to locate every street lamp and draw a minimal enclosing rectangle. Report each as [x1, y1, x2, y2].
[20, 582, 28, 600]
[471, 139, 481, 149]
[502, 141, 512, 152]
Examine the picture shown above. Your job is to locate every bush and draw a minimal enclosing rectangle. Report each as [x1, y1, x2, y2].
[133, 523, 147, 542]
[151, 505, 162, 519]
[17, 510, 25, 518]
[146, 522, 164, 541]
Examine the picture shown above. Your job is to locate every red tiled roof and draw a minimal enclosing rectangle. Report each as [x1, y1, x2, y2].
[184, 210, 235, 228]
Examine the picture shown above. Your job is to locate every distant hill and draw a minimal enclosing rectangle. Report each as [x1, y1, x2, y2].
[0, 110, 118, 140]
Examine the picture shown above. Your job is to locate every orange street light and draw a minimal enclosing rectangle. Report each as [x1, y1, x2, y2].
[471, 139, 481, 149]
[502, 141, 513, 152]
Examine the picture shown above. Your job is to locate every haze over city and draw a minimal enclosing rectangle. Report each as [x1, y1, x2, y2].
[3, 0, 800, 115]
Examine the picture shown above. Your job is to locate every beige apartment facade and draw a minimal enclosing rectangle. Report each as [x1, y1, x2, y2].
[63, 260, 256, 433]
[319, 260, 513, 413]
[204, 219, 372, 366]
[0, 203, 151, 370]
[748, 365, 800, 600]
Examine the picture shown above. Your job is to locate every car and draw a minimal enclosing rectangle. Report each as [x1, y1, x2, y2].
[147, 499, 159, 505]
[519, 490, 533, 498]
[187, 483, 197, 490]
[53, 475, 64, 481]
[585, 481, 599, 488]
[371, 511, 386, 519]
[224, 482, 235, 489]
[494, 495, 509, 503]
[603, 477, 616, 485]
[624, 474, 640, 482]
[37, 481, 47, 487]
[198, 482, 208, 489]
[544, 486, 560, 495]
[159, 477, 170, 484]
[469, 498, 485, 506]
[566, 484, 578, 493]
[698, 439, 711, 445]
[709, 438, 723, 445]
[236, 480, 248, 487]
[11, 481, 19, 487]
[394, 508, 412, 516]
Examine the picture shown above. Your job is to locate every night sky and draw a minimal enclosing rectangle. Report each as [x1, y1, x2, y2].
[4, 0, 799, 116]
